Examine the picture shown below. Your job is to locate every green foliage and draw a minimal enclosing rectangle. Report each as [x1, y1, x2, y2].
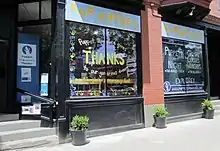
[201, 99, 214, 110]
[71, 115, 89, 131]
[154, 106, 169, 117]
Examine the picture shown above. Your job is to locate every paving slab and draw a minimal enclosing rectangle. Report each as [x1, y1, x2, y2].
[19, 115, 220, 151]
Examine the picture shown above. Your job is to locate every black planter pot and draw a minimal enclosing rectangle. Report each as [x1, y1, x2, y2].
[204, 109, 215, 119]
[155, 116, 167, 129]
[70, 129, 89, 146]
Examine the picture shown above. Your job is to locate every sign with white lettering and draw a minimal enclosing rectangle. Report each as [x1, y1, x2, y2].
[162, 22, 205, 44]
[65, 0, 141, 33]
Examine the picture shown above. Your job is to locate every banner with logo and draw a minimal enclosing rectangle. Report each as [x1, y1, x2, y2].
[65, 0, 141, 33]
[161, 21, 205, 44]
[17, 33, 39, 103]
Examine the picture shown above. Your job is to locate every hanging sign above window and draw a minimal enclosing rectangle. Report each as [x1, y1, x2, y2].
[161, 21, 205, 44]
[65, 0, 141, 33]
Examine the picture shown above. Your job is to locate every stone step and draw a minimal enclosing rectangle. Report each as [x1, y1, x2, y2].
[0, 114, 19, 122]
[210, 96, 219, 100]
[0, 135, 59, 151]
[0, 127, 56, 142]
[0, 120, 40, 132]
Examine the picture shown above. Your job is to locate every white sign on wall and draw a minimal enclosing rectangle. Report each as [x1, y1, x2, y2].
[161, 21, 205, 44]
[21, 68, 32, 82]
[65, 0, 141, 33]
[17, 43, 36, 66]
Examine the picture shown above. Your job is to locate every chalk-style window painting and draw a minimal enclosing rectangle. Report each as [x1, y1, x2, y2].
[162, 37, 204, 94]
[68, 22, 138, 97]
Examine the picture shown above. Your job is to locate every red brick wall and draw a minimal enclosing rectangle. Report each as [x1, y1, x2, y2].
[141, 5, 164, 105]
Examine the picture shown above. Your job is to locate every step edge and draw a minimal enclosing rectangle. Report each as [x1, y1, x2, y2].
[0, 127, 55, 136]
[0, 135, 58, 150]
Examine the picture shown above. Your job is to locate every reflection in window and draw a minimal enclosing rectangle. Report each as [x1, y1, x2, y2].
[106, 29, 137, 96]
[41, 0, 52, 19]
[68, 22, 138, 97]
[18, 0, 52, 21]
[68, 22, 105, 97]
[18, 2, 39, 21]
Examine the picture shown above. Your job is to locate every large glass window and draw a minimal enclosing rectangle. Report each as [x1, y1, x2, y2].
[68, 22, 138, 97]
[106, 29, 137, 96]
[163, 37, 204, 94]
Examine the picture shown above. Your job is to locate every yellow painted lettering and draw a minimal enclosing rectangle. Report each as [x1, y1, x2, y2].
[114, 13, 119, 20]
[107, 53, 114, 65]
[70, 3, 76, 12]
[92, 51, 95, 64]
[98, 13, 104, 21]
[87, 7, 94, 16]
[119, 16, 125, 25]
[113, 53, 119, 64]
[96, 52, 99, 64]
[79, 8, 86, 17]
[118, 56, 125, 65]
[99, 53, 105, 64]
[127, 18, 131, 25]
[83, 50, 91, 64]
[134, 21, 137, 29]
[106, 13, 113, 22]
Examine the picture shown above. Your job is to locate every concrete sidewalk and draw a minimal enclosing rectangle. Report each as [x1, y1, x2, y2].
[20, 116, 220, 151]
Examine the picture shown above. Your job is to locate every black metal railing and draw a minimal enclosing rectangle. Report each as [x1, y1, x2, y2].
[16, 88, 57, 128]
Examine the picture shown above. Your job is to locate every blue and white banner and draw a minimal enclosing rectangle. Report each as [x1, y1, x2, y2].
[162, 21, 205, 44]
[65, 0, 141, 33]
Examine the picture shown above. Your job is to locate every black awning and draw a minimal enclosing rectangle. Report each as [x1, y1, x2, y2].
[159, 2, 210, 21]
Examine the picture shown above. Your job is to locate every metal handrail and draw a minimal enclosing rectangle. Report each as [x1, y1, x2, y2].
[16, 88, 56, 104]
[17, 88, 57, 128]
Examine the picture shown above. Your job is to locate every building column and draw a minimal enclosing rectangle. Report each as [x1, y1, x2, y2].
[52, 0, 68, 142]
[141, 2, 164, 127]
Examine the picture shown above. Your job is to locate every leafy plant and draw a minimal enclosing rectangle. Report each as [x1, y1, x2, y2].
[201, 99, 214, 110]
[154, 106, 168, 118]
[71, 115, 89, 131]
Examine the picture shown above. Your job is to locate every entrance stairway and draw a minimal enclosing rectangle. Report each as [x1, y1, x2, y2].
[0, 120, 58, 150]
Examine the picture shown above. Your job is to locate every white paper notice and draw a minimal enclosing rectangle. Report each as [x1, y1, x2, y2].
[21, 95, 31, 103]
[21, 68, 31, 82]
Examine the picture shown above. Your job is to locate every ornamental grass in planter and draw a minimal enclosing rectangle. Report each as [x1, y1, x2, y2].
[70, 115, 89, 146]
[153, 106, 168, 129]
[201, 99, 215, 119]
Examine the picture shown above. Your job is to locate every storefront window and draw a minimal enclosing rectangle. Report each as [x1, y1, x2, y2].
[68, 22, 105, 97]
[68, 22, 138, 97]
[163, 37, 204, 94]
[106, 29, 137, 96]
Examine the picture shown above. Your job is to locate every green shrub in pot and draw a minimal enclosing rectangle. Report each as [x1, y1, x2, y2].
[153, 106, 168, 129]
[70, 115, 89, 146]
[201, 99, 215, 119]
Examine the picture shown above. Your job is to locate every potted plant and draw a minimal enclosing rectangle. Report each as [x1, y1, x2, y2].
[70, 115, 89, 146]
[201, 99, 215, 119]
[153, 106, 168, 129]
